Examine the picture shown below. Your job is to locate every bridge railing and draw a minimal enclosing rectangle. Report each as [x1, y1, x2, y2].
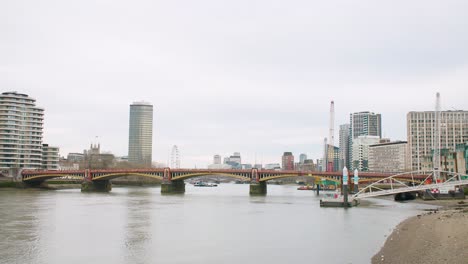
[353, 170, 468, 199]
[441, 171, 468, 185]
[353, 170, 434, 199]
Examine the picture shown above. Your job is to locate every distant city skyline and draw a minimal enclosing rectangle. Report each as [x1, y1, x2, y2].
[2, 89, 466, 169]
[2, 1, 468, 168]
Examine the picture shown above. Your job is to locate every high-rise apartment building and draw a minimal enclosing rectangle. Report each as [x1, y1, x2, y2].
[407, 111, 468, 171]
[350, 112, 382, 139]
[339, 124, 350, 169]
[326, 145, 339, 171]
[128, 102, 153, 167]
[348, 112, 382, 169]
[299, 153, 307, 164]
[281, 152, 294, 170]
[0, 92, 44, 169]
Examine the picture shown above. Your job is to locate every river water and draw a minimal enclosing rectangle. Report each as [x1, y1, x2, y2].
[0, 184, 435, 264]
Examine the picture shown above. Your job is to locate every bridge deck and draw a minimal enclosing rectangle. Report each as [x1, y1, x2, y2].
[354, 179, 468, 199]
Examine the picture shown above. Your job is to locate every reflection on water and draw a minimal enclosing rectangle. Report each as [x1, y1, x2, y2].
[0, 190, 42, 264]
[0, 185, 436, 264]
[124, 188, 153, 264]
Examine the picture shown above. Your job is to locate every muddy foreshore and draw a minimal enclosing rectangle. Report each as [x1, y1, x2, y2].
[372, 199, 468, 264]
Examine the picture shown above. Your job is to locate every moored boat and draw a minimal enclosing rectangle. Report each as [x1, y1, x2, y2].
[193, 181, 218, 187]
[297, 185, 314, 190]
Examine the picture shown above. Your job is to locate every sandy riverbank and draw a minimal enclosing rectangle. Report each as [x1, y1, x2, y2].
[372, 199, 468, 264]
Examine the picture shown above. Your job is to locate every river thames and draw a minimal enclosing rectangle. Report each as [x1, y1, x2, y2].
[0, 184, 435, 264]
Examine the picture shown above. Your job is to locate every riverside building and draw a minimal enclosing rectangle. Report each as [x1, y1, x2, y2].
[42, 144, 59, 170]
[368, 141, 408, 173]
[407, 111, 468, 171]
[348, 112, 382, 170]
[282, 152, 294, 170]
[339, 124, 350, 169]
[128, 101, 153, 167]
[0, 92, 44, 169]
[351, 136, 381, 171]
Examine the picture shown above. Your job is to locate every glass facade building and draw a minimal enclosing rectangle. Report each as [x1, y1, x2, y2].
[348, 112, 382, 170]
[339, 123, 350, 169]
[128, 102, 153, 167]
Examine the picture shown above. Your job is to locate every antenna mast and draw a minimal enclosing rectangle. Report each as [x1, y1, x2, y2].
[329, 101, 335, 147]
[433, 93, 441, 181]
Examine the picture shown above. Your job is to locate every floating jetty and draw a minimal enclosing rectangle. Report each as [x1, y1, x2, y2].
[320, 195, 359, 208]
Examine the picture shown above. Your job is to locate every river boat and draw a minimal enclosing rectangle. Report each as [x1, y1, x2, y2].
[193, 181, 218, 187]
[297, 185, 314, 190]
[235, 180, 249, 184]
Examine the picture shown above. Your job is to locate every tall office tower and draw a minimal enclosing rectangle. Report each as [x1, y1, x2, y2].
[0, 92, 44, 169]
[348, 112, 382, 169]
[407, 110, 468, 171]
[128, 101, 153, 167]
[281, 152, 294, 170]
[339, 124, 350, 169]
[213, 154, 221, 165]
[299, 153, 307, 164]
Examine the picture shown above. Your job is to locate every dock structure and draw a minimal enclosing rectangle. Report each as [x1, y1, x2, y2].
[320, 195, 359, 208]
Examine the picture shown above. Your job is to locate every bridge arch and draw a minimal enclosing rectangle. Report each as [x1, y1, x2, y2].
[259, 174, 340, 184]
[91, 172, 164, 181]
[22, 173, 85, 182]
[171, 172, 251, 182]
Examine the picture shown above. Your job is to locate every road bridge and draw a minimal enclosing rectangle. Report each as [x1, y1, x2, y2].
[20, 168, 428, 194]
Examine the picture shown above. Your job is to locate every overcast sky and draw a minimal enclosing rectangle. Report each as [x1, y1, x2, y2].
[2, 0, 468, 168]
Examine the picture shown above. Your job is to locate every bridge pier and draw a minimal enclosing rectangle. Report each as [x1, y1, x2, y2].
[81, 180, 112, 192]
[161, 180, 185, 194]
[250, 181, 267, 195]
